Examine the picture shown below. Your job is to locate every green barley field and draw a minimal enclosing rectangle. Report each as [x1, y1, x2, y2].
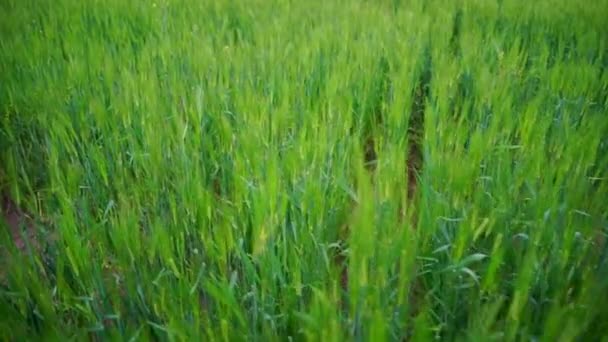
[1, 0, 608, 340]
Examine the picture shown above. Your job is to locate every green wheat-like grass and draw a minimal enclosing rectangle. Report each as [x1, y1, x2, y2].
[1, 0, 607, 340]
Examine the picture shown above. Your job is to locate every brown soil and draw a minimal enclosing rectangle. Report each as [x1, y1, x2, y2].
[1, 192, 39, 253]
[335, 69, 428, 326]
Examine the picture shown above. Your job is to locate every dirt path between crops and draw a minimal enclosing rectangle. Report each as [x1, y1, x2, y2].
[1, 192, 39, 253]
[335, 63, 430, 333]
[1, 191, 41, 284]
